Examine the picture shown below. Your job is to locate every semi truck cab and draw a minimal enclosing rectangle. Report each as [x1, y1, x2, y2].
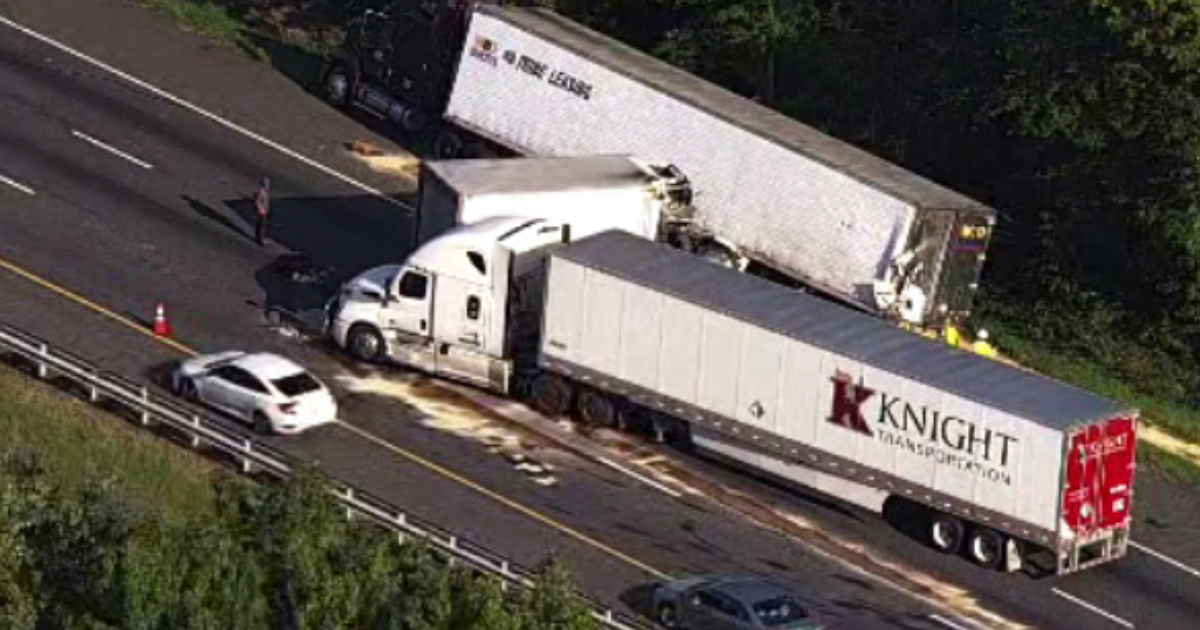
[326, 216, 569, 393]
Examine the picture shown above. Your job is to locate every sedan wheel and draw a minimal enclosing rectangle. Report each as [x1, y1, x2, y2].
[656, 603, 680, 629]
[177, 377, 199, 402]
[252, 412, 272, 436]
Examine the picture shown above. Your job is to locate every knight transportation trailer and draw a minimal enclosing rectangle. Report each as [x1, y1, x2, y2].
[321, 1, 997, 328]
[325, 220, 1137, 576]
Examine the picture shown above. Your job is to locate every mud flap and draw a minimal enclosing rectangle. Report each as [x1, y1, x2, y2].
[1004, 538, 1024, 573]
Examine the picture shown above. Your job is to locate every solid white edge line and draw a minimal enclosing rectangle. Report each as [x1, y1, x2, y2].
[0, 173, 35, 195]
[1051, 588, 1135, 629]
[0, 13, 413, 213]
[597, 457, 682, 498]
[71, 129, 154, 169]
[1130, 540, 1200, 580]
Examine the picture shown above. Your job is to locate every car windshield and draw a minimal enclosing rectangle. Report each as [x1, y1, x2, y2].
[752, 596, 809, 627]
[271, 372, 323, 397]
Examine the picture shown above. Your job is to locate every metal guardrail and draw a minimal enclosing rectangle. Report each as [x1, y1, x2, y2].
[0, 322, 648, 630]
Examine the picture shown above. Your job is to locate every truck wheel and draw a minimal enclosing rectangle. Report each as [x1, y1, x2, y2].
[695, 241, 739, 269]
[967, 527, 1005, 569]
[433, 129, 465, 159]
[929, 513, 964, 554]
[530, 373, 573, 417]
[322, 62, 353, 109]
[577, 389, 616, 428]
[347, 324, 385, 363]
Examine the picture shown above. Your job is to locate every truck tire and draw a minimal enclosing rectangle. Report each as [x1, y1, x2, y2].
[433, 129, 465, 159]
[929, 513, 964, 554]
[966, 527, 1005, 570]
[577, 389, 616, 428]
[322, 62, 353, 109]
[346, 324, 385, 363]
[530, 373, 573, 417]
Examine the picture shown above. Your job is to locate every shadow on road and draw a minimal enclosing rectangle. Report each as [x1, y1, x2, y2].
[618, 582, 659, 622]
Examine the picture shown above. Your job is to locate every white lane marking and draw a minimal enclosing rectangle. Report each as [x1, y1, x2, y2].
[0, 172, 35, 195]
[1051, 588, 1134, 629]
[0, 14, 412, 213]
[597, 457, 682, 498]
[1130, 540, 1200, 580]
[71, 130, 153, 169]
[927, 614, 988, 630]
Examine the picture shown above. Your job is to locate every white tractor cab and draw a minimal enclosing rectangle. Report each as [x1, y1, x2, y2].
[326, 216, 571, 393]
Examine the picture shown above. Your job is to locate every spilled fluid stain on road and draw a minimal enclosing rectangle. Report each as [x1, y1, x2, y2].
[330, 368, 563, 487]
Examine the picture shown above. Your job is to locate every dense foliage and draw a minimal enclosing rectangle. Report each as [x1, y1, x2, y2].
[0, 453, 598, 630]
[524, 0, 1200, 411]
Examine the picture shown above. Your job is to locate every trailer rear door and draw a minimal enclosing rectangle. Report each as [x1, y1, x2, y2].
[1063, 414, 1137, 536]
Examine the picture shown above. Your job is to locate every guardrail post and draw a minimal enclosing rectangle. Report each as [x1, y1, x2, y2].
[190, 416, 201, 448]
[88, 370, 100, 403]
[343, 488, 355, 520]
[139, 387, 151, 426]
[240, 440, 253, 474]
[36, 343, 48, 379]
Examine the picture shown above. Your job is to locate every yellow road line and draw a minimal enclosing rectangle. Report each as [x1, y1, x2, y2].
[0, 252, 671, 581]
[0, 256, 199, 357]
[337, 420, 671, 580]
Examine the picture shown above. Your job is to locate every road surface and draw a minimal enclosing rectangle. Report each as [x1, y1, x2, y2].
[0, 1, 1196, 629]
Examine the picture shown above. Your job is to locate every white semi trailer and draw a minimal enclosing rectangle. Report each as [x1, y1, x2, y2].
[323, 1, 997, 328]
[326, 221, 1137, 576]
[412, 154, 694, 247]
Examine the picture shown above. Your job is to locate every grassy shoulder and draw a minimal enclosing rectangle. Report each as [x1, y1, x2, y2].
[0, 362, 218, 522]
[994, 329, 1200, 486]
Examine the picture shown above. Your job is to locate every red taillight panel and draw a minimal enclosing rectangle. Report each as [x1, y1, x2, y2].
[278, 402, 298, 415]
[1063, 415, 1137, 536]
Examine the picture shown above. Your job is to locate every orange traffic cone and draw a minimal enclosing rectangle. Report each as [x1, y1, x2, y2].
[152, 302, 171, 337]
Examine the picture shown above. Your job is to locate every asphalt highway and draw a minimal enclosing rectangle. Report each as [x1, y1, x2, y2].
[0, 1, 1197, 629]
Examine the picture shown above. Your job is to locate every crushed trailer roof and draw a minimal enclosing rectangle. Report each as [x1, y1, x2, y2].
[553, 231, 1132, 431]
[480, 4, 995, 216]
[425, 155, 653, 196]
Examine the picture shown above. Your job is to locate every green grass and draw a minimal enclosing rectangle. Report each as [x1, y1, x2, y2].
[135, 0, 246, 48]
[0, 364, 219, 522]
[996, 331, 1200, 486]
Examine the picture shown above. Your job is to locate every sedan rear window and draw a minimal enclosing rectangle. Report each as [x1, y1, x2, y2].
[752, 597, 809, 627]
[272, 373, 323, 397]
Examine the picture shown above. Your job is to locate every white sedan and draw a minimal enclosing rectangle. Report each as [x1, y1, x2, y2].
[170, 351, 338, 435]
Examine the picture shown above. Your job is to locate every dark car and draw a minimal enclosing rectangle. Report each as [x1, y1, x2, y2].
[651, 575, 824, 629]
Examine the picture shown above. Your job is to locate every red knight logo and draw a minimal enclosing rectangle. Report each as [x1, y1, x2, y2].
[829, 371, 874, 436]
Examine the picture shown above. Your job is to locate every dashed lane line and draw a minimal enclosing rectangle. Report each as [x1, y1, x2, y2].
[1129, 540, 1200, 581]
[1051, 588, 1135, 629]
[72, 129, 154, 169]
[0, 13, 412, 214]
[0, 172, 35, 195]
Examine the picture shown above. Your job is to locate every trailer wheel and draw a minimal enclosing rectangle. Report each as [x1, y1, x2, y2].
[967, 527, 1006, 570]
[530, 373, 573, 417]
[577, 389, 616, 428]
[346, 324, 385, 363]
[322, 62, 353, 109]
[930, 513, 965, 554]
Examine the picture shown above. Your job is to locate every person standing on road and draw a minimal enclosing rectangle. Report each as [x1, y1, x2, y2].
[255, 176, 271, 246]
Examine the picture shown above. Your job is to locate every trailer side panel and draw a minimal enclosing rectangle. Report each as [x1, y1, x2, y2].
[540, 232, 1136, 549]
[448, 10, 917, 308]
